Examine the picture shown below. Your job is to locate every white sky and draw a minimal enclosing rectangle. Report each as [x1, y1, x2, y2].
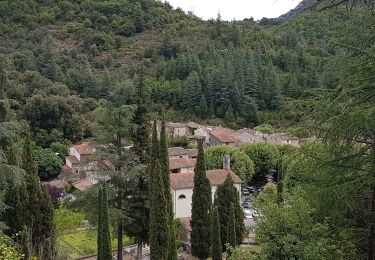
[165, 0, 301, 21]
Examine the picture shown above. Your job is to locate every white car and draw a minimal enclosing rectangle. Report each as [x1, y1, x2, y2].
[243, 209, 253, 219]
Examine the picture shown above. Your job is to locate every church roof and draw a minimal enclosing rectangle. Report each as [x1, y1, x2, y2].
[170, 169, 241, 190]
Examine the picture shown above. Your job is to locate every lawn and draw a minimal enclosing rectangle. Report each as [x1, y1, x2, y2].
[58, 228, 134, 259]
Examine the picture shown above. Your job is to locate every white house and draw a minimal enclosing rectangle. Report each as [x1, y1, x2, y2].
[170, 165, 241, 218]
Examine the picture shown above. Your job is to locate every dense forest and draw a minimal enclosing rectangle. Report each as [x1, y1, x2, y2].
[0, 0, 374, 259]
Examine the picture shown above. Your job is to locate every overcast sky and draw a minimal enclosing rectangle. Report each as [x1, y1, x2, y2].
[166, 0, 301, 21]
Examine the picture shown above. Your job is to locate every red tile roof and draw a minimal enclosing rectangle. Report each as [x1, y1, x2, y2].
[66, 155, 79, 164]
[73, 143, 95, 155]
[72, 178, 95, 191]
[170, 169, 241, 190]
[168, 147, 189, 156]
[169, 158, 196, 170]
[210, 130, 239, 143]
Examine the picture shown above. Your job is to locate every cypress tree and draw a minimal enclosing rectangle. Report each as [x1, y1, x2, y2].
[227, 203, 236, 247]
[191, 140, 212, 260]
[3, 183, 24, 236]
[149, 159, 169, 260]
[211, 206, 222, 260]
[22, 136, 56, 258]
[216, 175, 244, 248]
[160, 116, 178, 260]
[129, 69, 150, 259]
[101, 185, 112, 260]
[97, 187, 103, 260]
[131, 71, 151, 164]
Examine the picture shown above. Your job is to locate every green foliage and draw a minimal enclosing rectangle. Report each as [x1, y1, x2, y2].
[226, 203, 237, 247]
[149, 159, 169, 260]
[0, 235, 22, 260]
[97, 185, 111, 260]
[215, 175, 244, 249]
[211, 206, 222, 260]
[54, 206, 84, 234]
[254, 123, 274, 134]
[205, 145, 254, 182]
[240, 143, 280, 184]
[35, 148, 63, 180]
[191, 141, 212, 259]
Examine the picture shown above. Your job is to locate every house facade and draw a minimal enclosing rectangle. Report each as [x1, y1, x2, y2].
[166, 122, 187, 139]
[170, 168, 241, 218]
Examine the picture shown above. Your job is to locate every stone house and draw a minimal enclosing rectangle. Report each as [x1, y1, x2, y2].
[165, 122, 187, 139]
[209, 130, 239, 146]
[168, 147, 198, 160]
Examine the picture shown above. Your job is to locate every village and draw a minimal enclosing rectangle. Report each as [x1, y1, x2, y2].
[42, 121, 309, 256]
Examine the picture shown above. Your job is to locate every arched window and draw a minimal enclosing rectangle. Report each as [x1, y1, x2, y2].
[178, 194, 186, 199]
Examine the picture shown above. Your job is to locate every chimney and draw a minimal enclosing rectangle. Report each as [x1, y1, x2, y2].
[223, 155, 230, 171]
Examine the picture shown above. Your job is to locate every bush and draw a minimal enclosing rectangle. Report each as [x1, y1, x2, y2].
[35, 148, 63, 180]
[83, 33, 114, 51]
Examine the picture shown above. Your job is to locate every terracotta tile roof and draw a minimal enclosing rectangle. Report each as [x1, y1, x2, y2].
[73, 143, 95, 155]
[170, 169, 241, 190]
[210, 130, 239, 143]
[168, 147, 189, 156]
[179, 217, 192, 232]
[72, 178, 95, 191]
[186, 149, 198, 158]
[67, 155, 79, 164]
[168, 147, 198, 158]
[169, 158, 196, 170]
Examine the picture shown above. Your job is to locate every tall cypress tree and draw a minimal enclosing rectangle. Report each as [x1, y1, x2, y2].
[227, 203, 236, 247]
[159, 116, 178, 260]
[97, 187, 103, 260]
[131, 71, 151, 164]
[211, 206, 222, 260]
[101, 185, 112, 260]
[3, 183, 21, 236]
[215, 175, 244, 248]
[191, 140, 212, 260]
[149, 122, 169, 259]
[22, 136, 56, 258]
[129, 69, 150, 260]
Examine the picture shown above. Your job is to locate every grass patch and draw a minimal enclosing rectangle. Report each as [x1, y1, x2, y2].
[240, 245, 262, 253]
[58, 228, 134, 259]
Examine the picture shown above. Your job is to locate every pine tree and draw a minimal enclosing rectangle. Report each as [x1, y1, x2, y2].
[191, 140, 212, 260]
[133, 2, 144, 33]
[211, 206, 222, 260]
[149, 155, 169, 259]
[97, 187, 103, 260]
[101, 185, 112, 260]
[227, 203, 236, 247]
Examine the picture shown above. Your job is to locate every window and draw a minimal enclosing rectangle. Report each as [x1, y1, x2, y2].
[178, 194, 186, 199]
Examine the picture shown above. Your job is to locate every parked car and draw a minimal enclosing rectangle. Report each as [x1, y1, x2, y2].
[244, 198, 251, 203]
[242, 188, 250, 196]
[243, 202, 251, 208]
[243, 209, 253, 219]
[247, 186, 255, 193]
[252, 211, 260, 218]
